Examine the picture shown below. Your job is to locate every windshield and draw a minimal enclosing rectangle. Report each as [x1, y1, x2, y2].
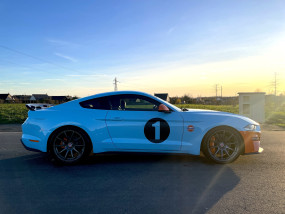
[165, 102, 183, 112]
[153, 95, 182, 112]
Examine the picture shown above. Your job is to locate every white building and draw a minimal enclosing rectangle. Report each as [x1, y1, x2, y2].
[238, 92, 266, 123]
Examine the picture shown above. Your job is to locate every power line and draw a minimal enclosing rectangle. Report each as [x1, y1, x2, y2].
[269, 72, 279, 95]
[0, 44, 80, 73]
[0, 59, 52, 73]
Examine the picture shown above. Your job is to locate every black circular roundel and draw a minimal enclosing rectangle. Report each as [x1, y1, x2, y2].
[144, 118, 170, 143]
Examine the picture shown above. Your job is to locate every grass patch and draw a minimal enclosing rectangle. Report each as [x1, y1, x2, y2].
[175, 104, 239, 114]
[265, 105, 285, 127]
[0, 103, 239, 124]
[0, 104, 28, 124]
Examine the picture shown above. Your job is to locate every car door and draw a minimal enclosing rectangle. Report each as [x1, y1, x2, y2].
[105, 94, 184, 151]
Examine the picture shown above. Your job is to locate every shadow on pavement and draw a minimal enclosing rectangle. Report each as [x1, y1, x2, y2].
[0, 153, 240, 214]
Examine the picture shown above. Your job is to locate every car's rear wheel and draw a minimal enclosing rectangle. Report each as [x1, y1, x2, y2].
[202, 127, 243, 164]
[50, 127, 92, 164]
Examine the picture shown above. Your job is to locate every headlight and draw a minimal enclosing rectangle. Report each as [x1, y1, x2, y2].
[244, 124, 257, 131]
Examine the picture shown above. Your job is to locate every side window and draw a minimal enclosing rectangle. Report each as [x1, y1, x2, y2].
[79, 97, 110, 110]
[109, 94, 160, 111]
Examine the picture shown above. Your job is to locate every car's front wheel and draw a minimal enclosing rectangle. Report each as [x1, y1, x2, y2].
[202, 127, 243, 164]
[50, 127, 92, 164]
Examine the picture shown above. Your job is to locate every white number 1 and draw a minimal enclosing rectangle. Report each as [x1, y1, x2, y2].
[152, 121, 160, 140]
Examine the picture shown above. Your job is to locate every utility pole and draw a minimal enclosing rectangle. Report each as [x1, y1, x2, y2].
[274, 72, 277, 97]
[113, 77, 119, 91]
[221, 85, 223, 98]
[215, 84, 218, 100]
[274, 72, 277, 109]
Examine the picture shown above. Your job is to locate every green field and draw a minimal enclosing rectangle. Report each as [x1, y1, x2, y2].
[0, 103, 239, 124]
[265, 105, 285, 127]
[175, 104, 239, 114]
[0, 104, 28, 124]
[0, 103, 284, 127]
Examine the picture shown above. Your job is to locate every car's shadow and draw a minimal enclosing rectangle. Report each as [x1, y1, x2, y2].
[0, 152, 240, 214]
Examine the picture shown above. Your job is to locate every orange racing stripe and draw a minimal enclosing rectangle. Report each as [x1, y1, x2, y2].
[240, 131, 261, 153]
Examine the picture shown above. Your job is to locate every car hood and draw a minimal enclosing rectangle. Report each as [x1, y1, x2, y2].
[181, 109, 259, 126]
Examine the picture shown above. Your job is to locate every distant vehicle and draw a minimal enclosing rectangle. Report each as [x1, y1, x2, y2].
[21, 91, 263, 164]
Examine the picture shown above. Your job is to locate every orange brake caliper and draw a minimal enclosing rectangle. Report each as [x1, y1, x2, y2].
[210, 136, 216, 154]
[60, 138, 68, 149]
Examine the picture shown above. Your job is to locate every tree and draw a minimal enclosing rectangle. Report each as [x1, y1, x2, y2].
[175, 98, 181, 104]
[181, 94, 192, 104]
[72, 96, 79, 100]
[169, 96, 178, 104]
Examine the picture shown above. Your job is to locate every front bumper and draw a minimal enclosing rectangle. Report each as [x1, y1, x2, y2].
[240, 131, 263, 154]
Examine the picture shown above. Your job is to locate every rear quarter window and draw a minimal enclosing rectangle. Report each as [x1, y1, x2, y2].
[79, 97, 110, 110]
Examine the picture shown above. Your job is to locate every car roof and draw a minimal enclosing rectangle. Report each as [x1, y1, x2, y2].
[52, 90, 181, 112]
[77, 91, 155, 102]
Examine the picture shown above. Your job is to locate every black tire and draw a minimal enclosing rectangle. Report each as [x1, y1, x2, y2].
[202, 126, 243, 164]
[49, 127, 92, 164]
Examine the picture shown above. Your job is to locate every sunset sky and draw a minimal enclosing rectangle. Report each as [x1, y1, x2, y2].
[0, 0, 284, 97]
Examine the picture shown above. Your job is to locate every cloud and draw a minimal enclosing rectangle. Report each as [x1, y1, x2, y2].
[54, 53, 78, 62]
[47, 39, 80, 47]
[43, 79, 64, 81]
[0, 81, 15, 84]
[66, 74, 108, 77]
[167, 27, 175, 34]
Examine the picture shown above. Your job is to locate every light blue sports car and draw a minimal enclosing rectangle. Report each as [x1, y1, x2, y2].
[21, 91, 263, 164]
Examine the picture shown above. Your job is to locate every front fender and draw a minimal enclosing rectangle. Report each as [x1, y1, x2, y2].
[180, 111, 259, 155]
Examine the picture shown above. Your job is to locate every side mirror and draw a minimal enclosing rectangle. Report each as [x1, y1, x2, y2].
[158, 104, 171, 113]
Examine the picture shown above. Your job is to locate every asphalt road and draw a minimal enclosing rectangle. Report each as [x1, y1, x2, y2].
[0, 131, 284, 214]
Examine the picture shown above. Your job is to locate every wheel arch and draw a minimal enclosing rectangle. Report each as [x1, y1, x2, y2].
[200, 125, 245, 154]
[47, 125, 93, 153]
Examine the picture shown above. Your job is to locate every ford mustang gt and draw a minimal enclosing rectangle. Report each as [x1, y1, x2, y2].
[21, 91, 263, 164]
